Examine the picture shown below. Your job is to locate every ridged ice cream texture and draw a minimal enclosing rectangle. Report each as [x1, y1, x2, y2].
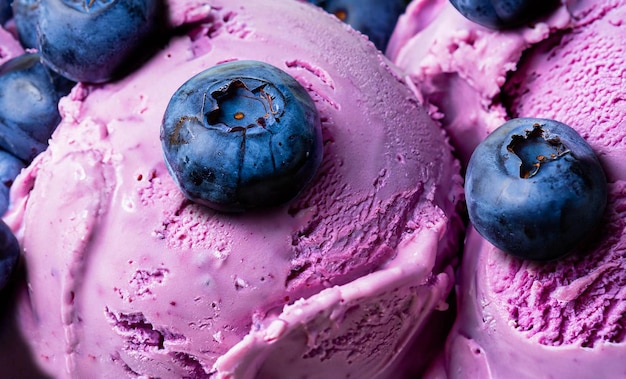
[4, 0, 464, 378]
[389, 0, 626, 377]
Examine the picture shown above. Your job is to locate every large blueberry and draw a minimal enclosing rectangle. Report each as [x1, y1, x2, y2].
[12, 0, 39, 49]
[0, 219, 19, 290]
[36, 0, 166, 83]
[0, 149, 24, 215]
[465, 118, 607, 261]
[307, 0, 409, 51]
[0, 53, 74, 162]
[161, 60, 323, 213]
[449, 0, 560, 29]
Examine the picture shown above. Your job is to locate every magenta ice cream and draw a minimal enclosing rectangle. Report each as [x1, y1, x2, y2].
[389, 0, 626, 377]
[387, 0, 573, 164]
[0, 26, 23, 65]
[5, 0, 464, 377]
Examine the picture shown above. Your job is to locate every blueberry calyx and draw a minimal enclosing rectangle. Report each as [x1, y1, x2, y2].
[161, 60, 323, 213]
[465, 118, 608, 261]
[62, 0, 116, 12]
[332, 8, 347, 22]
[506, 123, 570, 179]
[205, 79, 283, 133]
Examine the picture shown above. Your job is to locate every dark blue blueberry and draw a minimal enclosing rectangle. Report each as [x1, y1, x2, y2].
[0, 0, 12, 25]
[0, 53, 74, 162]
[12, 0, 39, 49]
[449, 0, 560, 29]
[36, 0, 166, 83]
[0, 219, 19, 290]
[465, 118, 607, 261]
[0, 149, 24, 215]
[307, 0, 409, 51]
[161, 60, 323, 213]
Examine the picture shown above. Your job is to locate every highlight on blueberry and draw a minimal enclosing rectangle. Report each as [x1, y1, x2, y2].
[161, 60, 323, 212]
[465, 118, 607, 261]
[0, 53, 74, 162]
[0, 219, 19, 290]
[307, 0, 409, 51]
[36, 0, 165, 83]
[449, 0, 560, 29]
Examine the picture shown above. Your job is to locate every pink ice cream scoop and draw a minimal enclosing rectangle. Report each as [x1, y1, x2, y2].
[389, 0, 626, 377]
[5, 0, 464, 378]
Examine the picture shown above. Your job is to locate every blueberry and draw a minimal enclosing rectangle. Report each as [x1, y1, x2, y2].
[465, 118, 607, 261]
[0, 0, 12, 25]
[12, 0, 39, 49]
[307, 0, 409, 51]
[36, 0, 166, 83]
[0, 53, 74, 162]
[0, 149, 24, 215]
[449, 0, 560, 29]
[0, 219, 19, 290]
[161, 60, 323, 213]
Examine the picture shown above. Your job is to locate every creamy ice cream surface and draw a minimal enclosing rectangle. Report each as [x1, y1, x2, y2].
[387, 0, 574, 164]
[389, 0, 626, 377]
[5, 0, 463, 378]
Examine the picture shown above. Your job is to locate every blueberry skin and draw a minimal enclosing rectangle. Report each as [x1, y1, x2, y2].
[0, 219, 19, 290]
[0, 149, 24, 215]
[0, 53, 74, 162]
[449, 0, 560, 29]
[12, 0, 39, 49]
[307, 0, 408, 51]
[0, 0, 12, 25]
[465, 118, 607, 261]
[161, 60, 323, 213]
[36, 0, 165, 83]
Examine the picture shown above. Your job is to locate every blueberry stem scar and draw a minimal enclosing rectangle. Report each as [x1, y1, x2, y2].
[507, 123, 570, 179]
[206, 80, 280, 131]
